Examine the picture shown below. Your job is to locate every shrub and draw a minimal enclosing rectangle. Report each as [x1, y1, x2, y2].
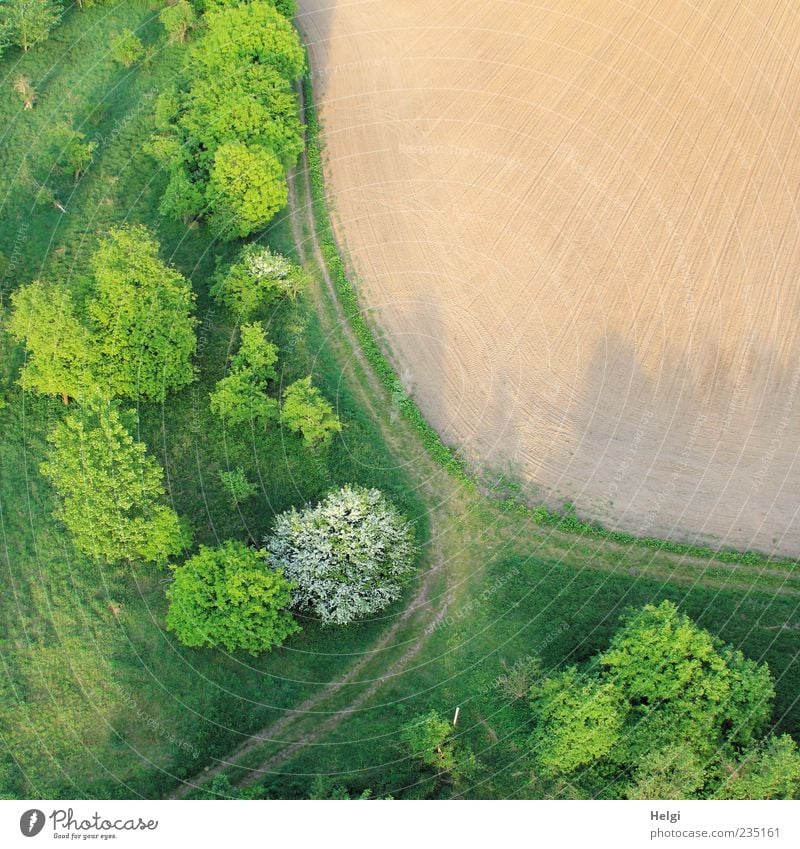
[166, 541, 299, 654]
[281, 376, 341, 448]
[110, 29, 144, 67]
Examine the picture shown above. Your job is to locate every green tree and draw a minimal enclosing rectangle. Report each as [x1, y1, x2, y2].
[209, 322, 279, 427]
[281, 376, 341, 448]
[166, 540, 299, 654]
[218, 466, 257, 505]
[715, 735, 800, 800]
[210, 244, 303, 318]
[49, 126, 97, 182]
[194, 0, 305, 80]
[0, 0, 62, 52]
[40, 403, 187, 565]
[624, 745, 706, 800]
[402, 711, 457, 774]
[267, 485, 417, 625]
[159, 0, 196, 44]
[529, 667, 626, 775]
[600, 601, 774, 757]
[88, 226, 197, 401]
[6, 280, 97, 403]
[206, 142, 288, 240]
[110, 29, 144, 67]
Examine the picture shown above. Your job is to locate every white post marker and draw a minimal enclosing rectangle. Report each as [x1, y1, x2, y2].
[453, 706, 460, 726]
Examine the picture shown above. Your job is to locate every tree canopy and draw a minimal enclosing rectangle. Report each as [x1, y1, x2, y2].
[266, 485, 417, 625]
[281, 376, 341, 448]
[40, 403, 187, 565]
[209, 321, 279, 427]
[0, 0, 62, 53]
[149, 0, 304, 238]
[88, 225, 197, 401]
[166, 540, 299, 654]
[210, 243, 303, 318]
[523, 601, 800, 799]
[6, 280, 97, 402]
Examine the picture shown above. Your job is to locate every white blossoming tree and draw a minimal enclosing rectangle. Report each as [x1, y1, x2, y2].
[266, 485, 417, 625]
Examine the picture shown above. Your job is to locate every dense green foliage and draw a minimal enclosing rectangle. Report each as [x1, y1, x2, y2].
[0, 0, 62, 52]
[110, 29, 144, 67]
[150, 0, 305, 237]
[7, 225, 196, 403]
[281, 376, 341, 447]
[524, 602, 798, 798]
[211, 243, 303, 318]
[6, 280, 96, 401]
[166, 541, 298, 654]
[159, 0, 195, 43]
[210, 321, 279, 426]
[267, 485, 417, 625]
[40, 403, 187, 565]
[89, 226, 197, 401]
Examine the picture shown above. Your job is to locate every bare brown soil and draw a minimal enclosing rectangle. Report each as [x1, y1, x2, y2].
[297, 0, 800, 556]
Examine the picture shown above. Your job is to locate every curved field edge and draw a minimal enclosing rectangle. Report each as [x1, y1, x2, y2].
[300, 70, 797, 572]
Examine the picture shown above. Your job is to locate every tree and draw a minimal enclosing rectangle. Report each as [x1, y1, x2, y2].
[0, 0, 62, 52]
[88, 226, 197, 401]
[49, 126, 97, 182]
[521, 601, 787, 799]
[281, 376, 341, 448]
[159, 0, 195, 44]
[206, 142, 288, 240]
[266, 485, 417, 625]
[194, 0, 305, 81]
[402, 711, 457, 774]
[210, 244, 303, 318]
[715, 735, 800, 800]
[600, 601, 774, 758]
[6, 280, 97, 403]
[218, 466, 257, 505]
[110, 29, 144, 67]
[166, 540, 299, 654]
[209, 322, 279, 427]
[40, 403, 187, 565]
[624, 745, 706, 800]
[529, 667, 626, 776]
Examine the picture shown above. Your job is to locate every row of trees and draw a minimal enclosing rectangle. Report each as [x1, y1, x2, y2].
[149, 0, 305, 238]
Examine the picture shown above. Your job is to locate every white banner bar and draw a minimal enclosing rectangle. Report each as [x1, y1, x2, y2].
[2, 800, 798, 848]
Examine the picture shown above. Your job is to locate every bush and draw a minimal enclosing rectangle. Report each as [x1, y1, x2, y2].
[266, 485, 417, 625]
[110, 30, 144, 67]
[166, 541, 299, 654]
[281, 376, 341, 448]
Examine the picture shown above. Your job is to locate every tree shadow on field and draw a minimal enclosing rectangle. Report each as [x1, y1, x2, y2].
[545, 328, 800, 557]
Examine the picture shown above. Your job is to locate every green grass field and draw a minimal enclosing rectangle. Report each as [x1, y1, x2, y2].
[0, 2, 797, 801]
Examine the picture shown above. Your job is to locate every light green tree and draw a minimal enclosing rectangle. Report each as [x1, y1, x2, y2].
[166, 540, 299, 654]
[209, 322, 279, 427]
[6, 280, 97, 403]
[281, 376, 341, 448]
[110, 29, 144, 67]
[88, 226, 197, 401]
[0, 0, 62, 52]
[206, 142, 288, 240]
[218, 466, 257, 505]
[210, 244, 303, 318]
[529, 667, 626, 775]
[159, 0, 196, 44]
[40, 403, 187, 565]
